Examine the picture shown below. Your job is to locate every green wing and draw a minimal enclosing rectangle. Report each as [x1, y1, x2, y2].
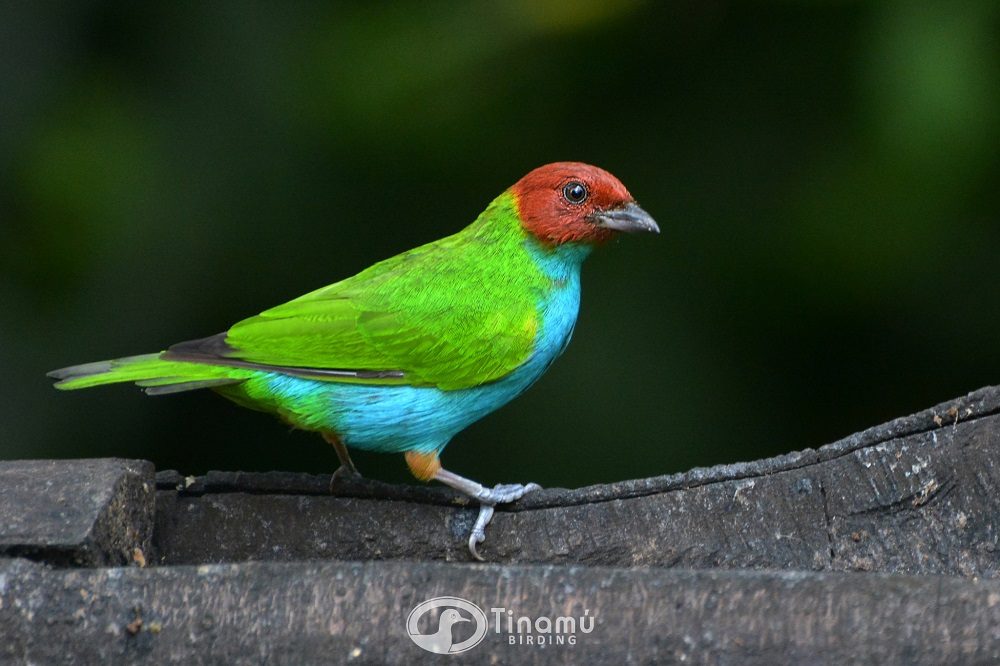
[191, 201, 547, 390]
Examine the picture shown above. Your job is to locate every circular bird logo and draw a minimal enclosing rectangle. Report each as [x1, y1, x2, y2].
[406, 596, 488, 654]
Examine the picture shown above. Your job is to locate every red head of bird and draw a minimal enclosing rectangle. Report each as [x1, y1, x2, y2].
[512, 162, 659, 246]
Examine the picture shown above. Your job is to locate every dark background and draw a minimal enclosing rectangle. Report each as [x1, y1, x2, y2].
[2, 1, 998, 488]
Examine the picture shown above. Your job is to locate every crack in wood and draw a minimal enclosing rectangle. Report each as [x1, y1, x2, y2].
[817, 477, 837, 565]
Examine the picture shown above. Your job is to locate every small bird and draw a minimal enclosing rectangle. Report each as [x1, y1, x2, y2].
[48, 162, 658, 559]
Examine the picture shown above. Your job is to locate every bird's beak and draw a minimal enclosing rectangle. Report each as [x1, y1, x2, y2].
[455, 617, 470, 623]
[589, 202, 660, 234]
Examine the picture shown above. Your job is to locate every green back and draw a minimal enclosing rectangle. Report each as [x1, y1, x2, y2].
[223, 192, 549, 390]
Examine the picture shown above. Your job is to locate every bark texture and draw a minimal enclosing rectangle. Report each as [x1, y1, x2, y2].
[2, 386, 999, 664]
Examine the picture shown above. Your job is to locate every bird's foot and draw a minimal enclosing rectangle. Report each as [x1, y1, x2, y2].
[429, 467, 541, 560]
[467, 482, 541, 561]
[328, 464, 362, 491]
[323, 433, 360, 486]
[473, 481, 542, 505]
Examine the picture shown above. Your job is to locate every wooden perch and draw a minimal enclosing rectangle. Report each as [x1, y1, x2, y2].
[2, 386, 1000, 663]
[3, 557, 1000, 664]
[153, 386, 1000, 575]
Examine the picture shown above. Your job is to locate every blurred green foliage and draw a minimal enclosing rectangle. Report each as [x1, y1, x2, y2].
[2, 1, 998, 487]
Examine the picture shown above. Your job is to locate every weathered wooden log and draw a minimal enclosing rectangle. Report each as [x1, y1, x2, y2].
[2, 557, 1000, 665]
[2, 387, 1000, 664]
[152, 386, 1000, 575]
[0, 458, 153, 566]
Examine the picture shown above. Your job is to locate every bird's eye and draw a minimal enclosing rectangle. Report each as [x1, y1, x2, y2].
[562, 181, 588, 205]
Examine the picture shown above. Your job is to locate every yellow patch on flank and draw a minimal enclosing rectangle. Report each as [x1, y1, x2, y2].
[523, 312, 538, 340]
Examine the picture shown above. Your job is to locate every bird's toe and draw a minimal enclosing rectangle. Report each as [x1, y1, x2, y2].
[467, 505, 494, 561]
[481, 481, 541, 505]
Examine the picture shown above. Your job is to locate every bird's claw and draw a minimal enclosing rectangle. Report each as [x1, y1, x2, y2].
[328, 464, 362, 491]
[466, 481, 541, 561]
[468, 505, 494, 561]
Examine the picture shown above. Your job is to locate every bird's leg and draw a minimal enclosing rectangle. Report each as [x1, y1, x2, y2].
[432, 468, 542, 504]
[404, 451, 541, 561]
[322, 432, 361, 481]
[435, 468, 542, 561]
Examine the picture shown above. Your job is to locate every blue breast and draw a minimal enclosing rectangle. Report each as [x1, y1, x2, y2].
[259, 240, 590, 454]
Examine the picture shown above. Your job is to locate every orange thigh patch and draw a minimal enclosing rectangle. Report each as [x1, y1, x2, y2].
[404, 450, 441, 482]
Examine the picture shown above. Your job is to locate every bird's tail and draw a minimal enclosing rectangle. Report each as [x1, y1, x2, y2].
[47, 353, 244, 396]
